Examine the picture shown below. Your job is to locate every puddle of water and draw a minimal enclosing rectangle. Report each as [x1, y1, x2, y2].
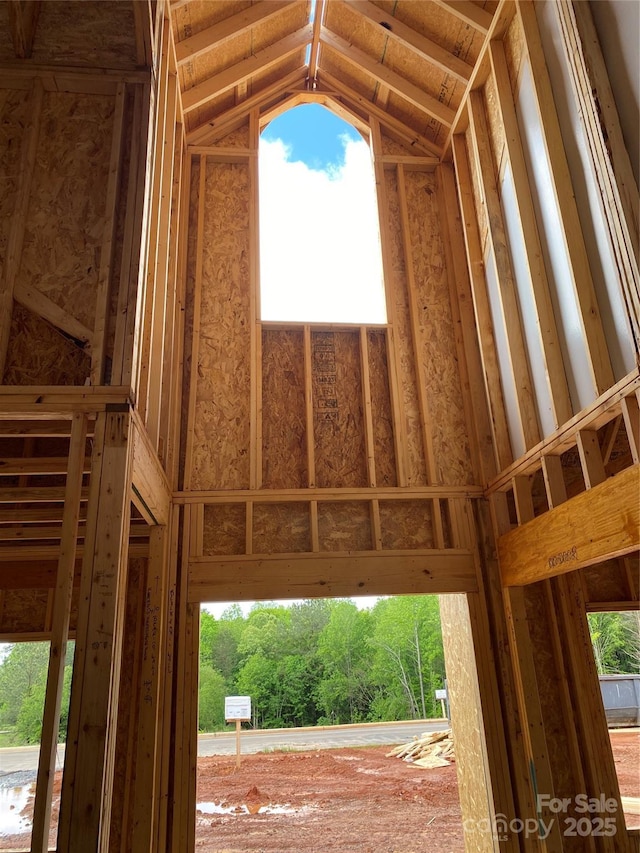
[197, 801, 300, 816]
[0, 785, 32, 837]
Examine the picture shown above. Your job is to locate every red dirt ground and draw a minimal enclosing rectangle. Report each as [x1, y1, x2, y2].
[194, 730, 640, 852]
[0, 731, 637, 850]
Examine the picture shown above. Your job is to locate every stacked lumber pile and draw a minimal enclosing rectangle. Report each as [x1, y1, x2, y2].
[386, 729, 455, 769]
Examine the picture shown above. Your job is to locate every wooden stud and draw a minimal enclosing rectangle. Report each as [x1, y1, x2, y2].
[183, 157, 207, 491]
[359, 327, 377, 488]
[436, 163, 496, 484]
[30, 414, 87, 853]
[309, 500, 319, 552]
[57, 409, 133, 852]
[621, 394, 640, 464]
[451, 134, 512, 471]
[541, 455, 566, 509]
[467, 89, 540, 452]
[511, 475, 534, 525]
[516, 0, 614, 397]
[0, 77, 43, 377]
[488, 39, 573, 429]
[576, 428, 606, 489]
[245, 501, 253, 556]
[369, 119, 408, 487]
[92, 83, 126, 384]
[249, 110, 261, 491]
[370, 498, 382, 551]
[7, 0, 41, 58]
[303, 325, 316, 488]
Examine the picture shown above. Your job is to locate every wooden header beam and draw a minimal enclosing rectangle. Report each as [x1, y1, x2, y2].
[498, 464, 640, 586]
[189, 551, 477, 602]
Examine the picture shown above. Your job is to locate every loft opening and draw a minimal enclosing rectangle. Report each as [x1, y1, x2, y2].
[258, 103, 387, 325]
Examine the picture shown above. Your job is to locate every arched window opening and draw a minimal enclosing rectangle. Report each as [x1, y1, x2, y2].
[259, 104, 387, 324]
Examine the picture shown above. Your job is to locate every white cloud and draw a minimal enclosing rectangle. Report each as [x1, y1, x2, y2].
[258, 136, 387, 324]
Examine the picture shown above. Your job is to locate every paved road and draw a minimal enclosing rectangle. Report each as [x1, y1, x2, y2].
[0, 720, 448, 773]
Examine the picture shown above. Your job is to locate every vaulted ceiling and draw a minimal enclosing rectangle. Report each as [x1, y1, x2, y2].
[170, 0, 500, 154]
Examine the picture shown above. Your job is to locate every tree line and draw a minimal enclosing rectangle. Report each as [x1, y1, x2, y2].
[199, 596, 446, 731]
[0, 603, 637, 744]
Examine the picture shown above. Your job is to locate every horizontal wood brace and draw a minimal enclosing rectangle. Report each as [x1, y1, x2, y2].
[498, 464, 640, 586]
[0, 63, 150, 91]
[0, 386, 133, 419]
[0, 457, 91, 476]
[174, 487, 484, 503]
[188, 551, 478, 602]
[0, 541, 149, 562]
[487, 369, 640, 493]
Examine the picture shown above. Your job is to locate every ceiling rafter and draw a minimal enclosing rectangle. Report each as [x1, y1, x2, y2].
[187, 66, 308, 144]
[308, 0, 327, 84]
[182, 23, 313, 114]
[318, 70, 443, 157]
[343, 0, 473, 85]
[431, 0, 493, 35]
[175, 1, 295, 66]
[320, 27, 456, 127]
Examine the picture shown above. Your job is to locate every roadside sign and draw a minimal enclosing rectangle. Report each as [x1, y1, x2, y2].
[225, 695, 251, 722]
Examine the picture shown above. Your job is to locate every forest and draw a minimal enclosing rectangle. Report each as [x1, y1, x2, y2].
[0, 600, 638, 745]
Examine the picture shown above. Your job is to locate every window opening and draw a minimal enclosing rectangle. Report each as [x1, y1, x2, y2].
[259, 104, 386, 324]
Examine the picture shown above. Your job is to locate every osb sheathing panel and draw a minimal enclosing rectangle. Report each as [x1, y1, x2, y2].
[216, 122, 251, 149]
[439, 593, 494, 853]
[582, 559, 634, 604]
[3, 303, 90, 385]
[320, 52, 377, 103]
[379, 500, 433, 550]
[383, 169, 427, 485]
[404, 170, 474, 485]
[262, 329, 307, 489]
[380, 132, 419, 158]
[318, 501, 372, 552]
[18, 92, 115, 331]
[367, 329, 396, 486]
[190, 160, 251, 490]
[179, 157, 201, 489]
[523, 581, 578, 812]
[325, 2, 387, 61]
[203, 504, 246, 555]
[0, 1, 137, 67]
[0, 588, 50, 635]
[311, 330, 367, 489]
[253, 502, 310, 553]
[0, 89, 30, 274]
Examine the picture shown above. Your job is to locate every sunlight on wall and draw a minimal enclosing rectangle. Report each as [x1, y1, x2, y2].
[259, 111, 387, 324]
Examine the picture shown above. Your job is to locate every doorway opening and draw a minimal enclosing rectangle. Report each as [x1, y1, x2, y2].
[259, 104, 387, 325]
[195, 596, 463, 851]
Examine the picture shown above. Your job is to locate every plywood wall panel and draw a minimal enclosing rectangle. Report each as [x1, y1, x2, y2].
[261, 328, 307, 489]
[202, 504, 246, 556]
[312, 330, 367, 489]
[318, 501, 372, 552]
[0, 588, 50, 634]
[253, 502, 310, 553]
[3, 304, 90, 385]
[404, 170, 474, 485]
[582, 560, 632, 603]
[379, 500, 433, 549]
[191, 161, 251, 490]
[384, 169, 427, 485]
[18, 92, 114, 331]
[367, 329, 397, 486]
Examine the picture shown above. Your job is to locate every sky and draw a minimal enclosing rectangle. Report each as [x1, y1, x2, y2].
[259, 103, 386, 324]
[203, 104, 385, 619]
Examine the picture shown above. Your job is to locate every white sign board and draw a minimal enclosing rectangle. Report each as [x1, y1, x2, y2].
[435, 689, 447, 701]
[225, 695, 252, 721]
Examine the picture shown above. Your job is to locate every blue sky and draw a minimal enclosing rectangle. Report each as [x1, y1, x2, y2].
[261, 103, 361, 171]
[258, 103, 386, 324]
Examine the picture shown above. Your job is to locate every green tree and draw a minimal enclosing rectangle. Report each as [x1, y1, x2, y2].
[0, 642, 50, 728]
[315, 601, 374, 723]
[198, 666, 227, 732]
